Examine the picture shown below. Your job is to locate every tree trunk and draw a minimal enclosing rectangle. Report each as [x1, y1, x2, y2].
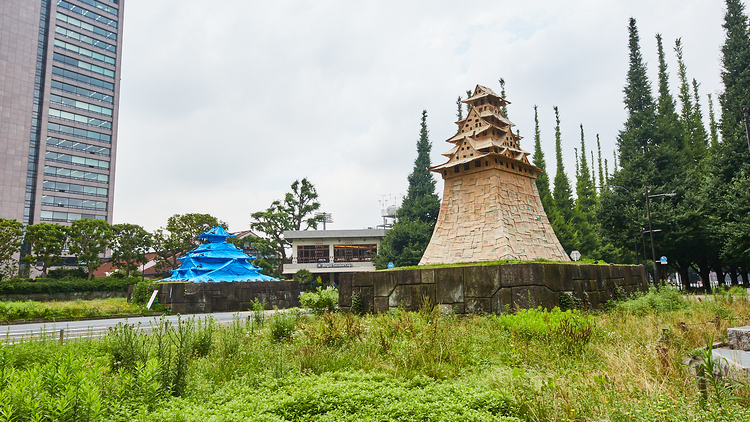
[676, 262, 691, 292]
[696, 263, 711, 295]
[710, 260, 724, 290]
[730, 266, 739, 287]
[741, 268, 750, 287]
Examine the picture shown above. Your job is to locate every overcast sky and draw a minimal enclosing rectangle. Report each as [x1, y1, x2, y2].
[113, 0, 734, 233]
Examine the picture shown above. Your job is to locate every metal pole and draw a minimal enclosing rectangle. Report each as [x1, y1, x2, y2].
[641, 228, 648, 269]
[645, 186, 658, 285]
[743, 106, 750, 156]
[634, 233, 639, 266]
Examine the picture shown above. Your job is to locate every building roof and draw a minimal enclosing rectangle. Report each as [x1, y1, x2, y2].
[284, 228, 387, 240]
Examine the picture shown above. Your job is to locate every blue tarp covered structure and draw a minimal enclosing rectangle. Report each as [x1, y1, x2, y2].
[162, 226, 278, 282]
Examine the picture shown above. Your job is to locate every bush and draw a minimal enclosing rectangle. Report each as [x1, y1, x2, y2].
[46, 267, 88, 279]
[300, 286, 338, 315]
[614, 286, 687, 316]
[269, 308, 298, 342]
[132, 280, 156, 305]
[0, 276, 136, 295]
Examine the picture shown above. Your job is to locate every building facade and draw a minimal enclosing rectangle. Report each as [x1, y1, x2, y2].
[1, 0, 124, 225]
[282, 229, 387, 284]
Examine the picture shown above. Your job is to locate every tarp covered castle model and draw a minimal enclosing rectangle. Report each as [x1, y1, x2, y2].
[162, 226, 278, 282]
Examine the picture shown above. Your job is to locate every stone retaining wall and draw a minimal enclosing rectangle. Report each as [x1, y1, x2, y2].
[0, 291, 127, 302]
[339, 263, 648, 314]
[153, 281, 300, 314]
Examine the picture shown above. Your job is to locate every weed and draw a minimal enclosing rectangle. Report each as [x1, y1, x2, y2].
[269, 308, 298, 342]
[251, 297, 266, 328]
[559, 291, 582, 311]
[300, 286, 338, 315]
[106, 321, 149, 373]
[351, 291, 364, 315]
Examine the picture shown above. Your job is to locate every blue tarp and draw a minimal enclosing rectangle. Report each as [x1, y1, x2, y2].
[162, 226, 278, 282]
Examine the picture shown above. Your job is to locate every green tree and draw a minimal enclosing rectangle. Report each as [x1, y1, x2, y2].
[456, 96, 463, 120]
[111, 223, 152, 278]
[153, 213, 227, 273]
[618, 18, 656, 168]
[597, 135, 604, 187]
[22, 222, 68, 277]
[707, 93, 720, 148]
[251, 178, 325, 274]
[0, 219, 24, 279]
[68, 219, 113, 279]
[531, 105, 558, 224]
[375, 110, 440, 269]
[550, 106, 577, 253]
[498, 78, 508, 117]
[573, 125, 600, 257]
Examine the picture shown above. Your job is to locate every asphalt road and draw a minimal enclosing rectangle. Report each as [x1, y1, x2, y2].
[1, 310, 273, 342]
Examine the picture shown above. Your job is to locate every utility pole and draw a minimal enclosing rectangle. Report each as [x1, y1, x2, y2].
[644, 186, 676, 286]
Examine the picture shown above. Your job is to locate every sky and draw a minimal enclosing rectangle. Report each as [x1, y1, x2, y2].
[113, 0, 734, 233]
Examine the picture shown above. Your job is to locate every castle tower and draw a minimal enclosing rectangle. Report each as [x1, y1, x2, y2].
[419, 85, 569, 265]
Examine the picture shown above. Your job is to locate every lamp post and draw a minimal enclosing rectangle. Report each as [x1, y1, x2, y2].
[644, 186, 676, 285]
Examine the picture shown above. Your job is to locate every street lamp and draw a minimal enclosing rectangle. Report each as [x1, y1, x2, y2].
[644, 186, 676, 285]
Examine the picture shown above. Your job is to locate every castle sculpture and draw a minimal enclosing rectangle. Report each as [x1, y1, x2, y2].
[419, 85, 569, 265]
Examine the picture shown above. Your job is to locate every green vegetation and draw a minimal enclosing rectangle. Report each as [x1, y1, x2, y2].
[0, 298, 151, 322]
[250, 179, 326, 278]
[299, 286, 338, 315]
[375, 110, 441, 269]
[3, 289, 750, 420]
[0, 276, 137, 295]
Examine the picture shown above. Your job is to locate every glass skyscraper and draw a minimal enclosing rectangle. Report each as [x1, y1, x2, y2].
[0, 0, 124, 225]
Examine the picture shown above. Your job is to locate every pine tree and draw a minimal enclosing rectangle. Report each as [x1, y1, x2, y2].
[456, 96, 463, 121]
[597, 135, 604, 187]
[498, 78, 508, 118]
[532, 105, 562, 238]
[652, 34, 684, 186]
[375, 110, 441, 269]
[618, 18, 656, 167]
[551, 106, 577, 252]
[573, 124, 600, 257]
[707, 93, 720, 148]
[690, 79, 710, 159]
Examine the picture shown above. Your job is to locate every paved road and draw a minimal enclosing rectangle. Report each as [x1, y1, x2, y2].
[1, 310, 271, 342]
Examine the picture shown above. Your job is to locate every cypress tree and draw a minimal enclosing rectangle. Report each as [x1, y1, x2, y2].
[597, 135, 604, 187]
[618, 18, 656, 167]
[707, 93, 720, 148]
[456, 96, 463, 121]
[551, 106, 577, 252]
[574, 124, 600, 256]
[691, 79, 710, 159]
[652, 34, 684, 185]
[532, 105, 562, 235]
[498, 78, 508, 118]
[374, 110, 441, 268]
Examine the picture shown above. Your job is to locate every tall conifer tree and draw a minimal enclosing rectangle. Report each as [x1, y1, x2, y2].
[597, 135, 605, 187]
[573, 125, 600, 256]
[707, 93, 720, 148]
[551, 106, 577, 252]
[618, 18, 656, 168]
[532, 105, 562, 237]
[375, 111, 441, 268]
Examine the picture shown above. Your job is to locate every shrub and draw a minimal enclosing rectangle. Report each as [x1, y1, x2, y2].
[559, 292, 582, 311]
[46, 267, 88, 279]
[615, 286, 687, 316]
[269, 308, 298, 342]
[300, 286, 338, 315]
[0, 276, 135, 295]
[351, 291, 364, 315]
[131, 280, 156, 305]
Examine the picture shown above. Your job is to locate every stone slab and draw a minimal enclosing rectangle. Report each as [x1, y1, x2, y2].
[729, 326, 750, 351]
[435, 267, 464, 304]
[464, 265, 500, 298]
[373, 272, 397, 297]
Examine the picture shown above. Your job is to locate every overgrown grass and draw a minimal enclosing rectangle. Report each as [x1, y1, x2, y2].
[2, 289, 750, 421]
[0, 298, 153, 322]
[391, 258, 611, 271]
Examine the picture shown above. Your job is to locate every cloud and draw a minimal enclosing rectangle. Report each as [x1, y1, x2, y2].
[114, 0, 731, 232]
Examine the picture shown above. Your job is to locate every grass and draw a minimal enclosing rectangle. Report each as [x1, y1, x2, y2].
[390, 258, 613, 271]
[1, 288, 750, 421]
[0, 298, 155, 323]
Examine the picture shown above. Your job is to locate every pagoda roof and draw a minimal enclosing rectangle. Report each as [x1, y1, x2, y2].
[430, 151, 491, 171]
[462, 84, 510, 105]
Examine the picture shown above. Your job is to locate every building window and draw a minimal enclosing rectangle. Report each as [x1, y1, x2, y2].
[334, 244, 377, 262]
[297, 245, 328, 263]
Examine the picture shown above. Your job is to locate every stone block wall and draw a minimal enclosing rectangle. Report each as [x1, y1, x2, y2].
[153, 281, 300, 314]
[0, 291, 127, 302]
[339, 263, 648, 314]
